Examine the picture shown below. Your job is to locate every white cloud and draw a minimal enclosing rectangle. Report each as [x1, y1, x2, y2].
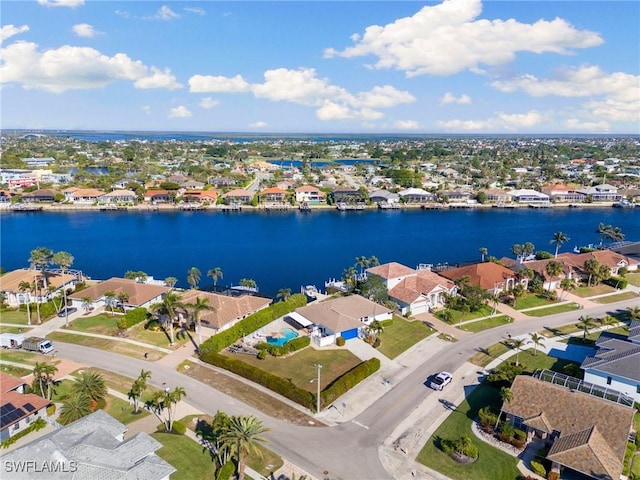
[37, 0, 84, 7]
[440, 92, 472, 105]
[250, 121, 267, 128]
[115, 10, 130, 19]
[324, 0, 602, 77]
[142, 105, 151, 115]
[439, 110, 544, 131]
[394, 120, 420, 130]
[1, 25, 29, 44]
[184, 7, 205, 16]
[72, 23, 99, 38]
[0, 41, 180, 93]
[168, 106, 192, 118]
[199, 97, 219, 109]
[134, 67, 182, 90]
[189, 74, 250, 93]
[155, 6, 180, 21]
[491, 65, 639, 123]
[564, 118, 610, 132]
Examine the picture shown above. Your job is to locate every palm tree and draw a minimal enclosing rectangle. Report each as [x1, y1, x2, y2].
[606, 225, 625, 243]
[81, 296, 93, 314]
[73, 371, 107, 404]
[367, 255, 380, 267]
[207, 267, 223, 287]
[627, 306, 640, 321]
[479, 247, 488, 262]
[545, 260, 564, 291]
[33, 362, 58, 400]
[152, 292, 185, 345]
[276, 288, 292, 302]
[550, 231, 569, 258]
[366, 320, 384, 343]
[104, 291, 117, 316]
[18, 281, 32, 326]
[596, 222, 611, 247]
[59, 394, 92, 425]
[128, 369, 152, 414]
[599, 314, 617, 330]
[577, 315, 596, 341]
[52, 250, 74, 326]
[511, 244, 523, 260]
[355, 256, 368, 275]
[499, 386, 513, 404]
[186, 296, 214, 347]
[164, 276, 178, 289]
[220, 415, 270, 480]
[342, 267, 357, 292]
[187, 267, 201, 289]
[522, 242, 535, 258]
[148, 386, 187, 432]
[559, 277, 576, 300]
[28, 247, 53, 289]
[511, 338, 525, 366]
[239, 278, 257, 290]
[529, 332, 545, 356]
[116, 292, 130, 310]
[584, 258, 600, 287]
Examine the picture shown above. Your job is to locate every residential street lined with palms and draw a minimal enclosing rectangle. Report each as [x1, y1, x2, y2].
[46, 296, 639, 480]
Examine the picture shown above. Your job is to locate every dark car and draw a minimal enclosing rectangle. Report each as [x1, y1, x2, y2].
[57, 307, 78, 317]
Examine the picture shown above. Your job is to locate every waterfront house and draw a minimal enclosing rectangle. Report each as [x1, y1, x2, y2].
[369, 190, 400, 205]
[541, 184, 586, 203]
[507, 189, 550, 204]
[439, 262, 518, 294]
[0, 268, 78, 308]
[182, 189, 219, 204]
[577, 183, 622, 202]
[398, 187, 435, 204]
[178, 290, 271, 332]
[478, 188, 510, 205]
[258, 186, 288, 204]
[68, 277, 169, 311]
[20, 188, 57, 203]
[208, 177, 237, 188]
[329, 188, 366, 205]
[580, 321, 640, 403]
[221, 189, 255, 205]
[98, 189, 137, 205]
[294, 295, 391, 347]
[1, 410, 175, 480]
[181, 180, 206, 190]
[294, 185, 326, 204]
[512, 258, 572, 290]
[500, 374, 634, 480]
[144, 189, 171, 203]
[557, 250, 639, 278]
[439, 190, 472, 203]
[71, 188, 105, 204]
[0, 372, 51, 443]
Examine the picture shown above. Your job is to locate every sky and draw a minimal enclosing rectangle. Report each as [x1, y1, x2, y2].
[1, 0, 639, 134]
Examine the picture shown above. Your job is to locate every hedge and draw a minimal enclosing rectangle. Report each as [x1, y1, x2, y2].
[117, 307, 149, 330]
[604, 276, 628, 289]
[199, 294, 307, 353]
[1, 418, 46, 448]
[320, 358, 380, 407]
[531, 460, 547, 477]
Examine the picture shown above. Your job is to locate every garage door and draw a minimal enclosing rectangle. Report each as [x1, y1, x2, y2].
[340, 328, 359, 340]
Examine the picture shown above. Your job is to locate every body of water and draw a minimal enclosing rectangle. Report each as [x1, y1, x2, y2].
[1, 208, 638, 297]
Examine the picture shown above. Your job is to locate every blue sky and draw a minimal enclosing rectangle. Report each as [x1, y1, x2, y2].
[1, 0, 638, 133]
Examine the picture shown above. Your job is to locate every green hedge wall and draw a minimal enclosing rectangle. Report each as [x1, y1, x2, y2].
[603, 276, 628, 289]
[320, 357, 380, 408]
[117, 307, 149, 330]
[199, 294, 307, 353]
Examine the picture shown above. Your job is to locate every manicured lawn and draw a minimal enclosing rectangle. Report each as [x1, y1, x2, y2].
[0, 326, 28, 333]
[376, 317, 434, 359]
[572, 284, 616, 297]
[46, 331, 167, 360]
[103, 395, 150, 424]
[70, 367, 161, 400]
[459, 316, 512, 333]
[66, 314, 119, 335]
[0, 364, 31, 377]
[247, 444, 285, 478]
[631, 454, 640, 479]
[513, 350, 576, 376]
[469, 342, 512, 367]
[151, 432, 216, 480]
[0, 349, 58, 366]
[592, 291, 639, 303]
[435, 305, 493, 324]
[222, 347, 361, 392]
[127, 321, 192, 348]
[51, 378, 75, 401]
[416, 382, 520, 480]
[514, 293, 556, 310]
[523, 303, 581, 317]
[0, 309, 30, 325]
[625, 272, 640, 287]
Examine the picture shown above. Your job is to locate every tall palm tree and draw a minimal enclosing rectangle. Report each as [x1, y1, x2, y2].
[81, 296, 93, 314]
[606, 225, 625, 243]
[220, 415, 270, 480]
[355, 256, 368, 275]
[276, 288, 292, 302]
[366, 320, 384, 343]
[152, 292, 185, 345]
[511, 338, 525, 366]
[627, 306, 640, 321]
[499, 386, 513, 404]
[584, 258, 600, 287]
[599, 314, 617, 330]
[186, 296, 214, 347]
[187, 267, 201, 290]
[104, 291, 117, 316]
[73, 371, 107, 404]
[511, 244, 523, 260]
[116, 292, 130, 310]
[559, 278, 576, 300]
[529, 332, 545, 356]
[164, 277, 178, 289]
[28, 247, 53, 289]
[367, 255, 380, 268]
[550, 231, 569, 258]
[522, 242, 535, 258]
[207, 267, 223, 287]
[577, 315, 596, 341]
[479, 247, 488, 262]
[545, 260, 564, 291]
[52, 250, 74, 325]
[129, 369, 152, 414]
[33, 362, 58, 400]
[59, 394, 92, 425]
[18, 281, 32, 326]
[239, 278, 257, 290]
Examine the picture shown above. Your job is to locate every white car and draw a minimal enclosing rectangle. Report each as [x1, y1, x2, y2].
[430, 372, 453, 391]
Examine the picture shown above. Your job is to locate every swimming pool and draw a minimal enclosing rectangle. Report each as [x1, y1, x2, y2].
[267, 328, 299, 347]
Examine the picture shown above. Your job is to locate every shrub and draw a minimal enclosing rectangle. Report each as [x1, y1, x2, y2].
[171, 421, 186, 435]
[261, 336, 310, 357]
[440, 435, 478, 459]
[380, 319, 394, 327]
[499, 422, 514, 442]
[145, 319, 162, 331]
[478, 406, 498, 430]
[257, 350, 267, 360]
[547, 471, 559, 480]
[1, 418, 46, 448]
[514, 429, 527, 441]
[117, 308, 148, 330]
[487, 362, 524, 386]
[46, 404, 56, 416]
[535, 251, 553, 260]
[604, 276, 627, 289]
[216, 461, 235, 480]
[530, 460, 547, 477]
[321, 358, 380, 408]
[510, 438, 526, 449]
[336, 336, 346, 347]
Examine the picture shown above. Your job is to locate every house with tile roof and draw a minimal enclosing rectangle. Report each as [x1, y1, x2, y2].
[541, 184, 586, 203]
[501, 375, 635, 480]
[557, 250, 639, 278]
[580, 320, 640, 403]
[1, 410, 175, 479]
[0, 372, 52, 443]
[294, 185, 326, 204]
[71, 188, 106, 204]
[258, 187, 288, 204]
[439, 262, 519, 294]
[144, 189, 171, 203]
[182, 189, 219, 204]
[367, 262, 457, 315]
[68, 278, 169, 311]
[0, 268, 79, 308]
[577, 183, 622, 202]
[221, 189, 255, 205]
[98, 189, 137, 204]
[20, 189, 57, 203]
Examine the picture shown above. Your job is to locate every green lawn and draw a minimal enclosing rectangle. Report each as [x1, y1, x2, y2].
[127, 321, 191, 348]
[592, 292, 639, 303]
[66, 314, 119, 335]
[514, 293, 557, 310]
[625, 272, 640, 287]
[376, 317, 434, 359]
[223, 347, 361, 392]
[151, 432, 216, 480]
[416, 383, 520, 480]
[435, 305, 493, 324]
[572, 284, 616, 297]
[0, 309, 31, 325]
[46, 331, 167, 360]
[0, 326, 28, 334]
[469, 342, 512, 367]
[0, 349, 58, 366]
[523, 303, 581, 317]
[459, 316, 512, 333]
[71, 367, 161, 399]
[512, 350, 577, 376]
[103, 395, 150, 424]
[0, 364, 31, 377]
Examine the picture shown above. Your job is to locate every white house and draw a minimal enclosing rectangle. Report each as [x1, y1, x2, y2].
[508, 189, 550, 204]
[294, 185, 326, 204]
[68, 277, 170, 311]
[0, 373, 51, 443]
[0, 268, 78, 308]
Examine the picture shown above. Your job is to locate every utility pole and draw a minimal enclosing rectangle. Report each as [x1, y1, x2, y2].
[315, 363, 323, 414]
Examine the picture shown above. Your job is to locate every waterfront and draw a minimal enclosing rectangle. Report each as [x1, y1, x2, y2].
[1, 208, 638, 296]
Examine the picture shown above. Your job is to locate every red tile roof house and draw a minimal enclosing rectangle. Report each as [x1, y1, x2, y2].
[182, 189, 219, 204]
[294, 185, 326, 204]
[439, 262, 520, 294]
[0, 268, 78, 308]
[500, 375, 635, 480]
[68, 278, 170, 311]
[511, 257, 575, 291]
[144, 189, 171, 203]
[258, 187, 288, 204]
[367, 262, 457, 315]
[71, 188, 105, 204]
[0, 372, 52, 443]
[98, 189, 137, 205]
[558, 250, 639, 275]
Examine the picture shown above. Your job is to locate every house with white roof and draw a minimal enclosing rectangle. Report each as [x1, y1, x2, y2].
[507, 189, 550, 204]
[398, 188, 435, 204]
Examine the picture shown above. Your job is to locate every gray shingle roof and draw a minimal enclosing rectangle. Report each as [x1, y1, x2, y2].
[581, 336, 640, 382]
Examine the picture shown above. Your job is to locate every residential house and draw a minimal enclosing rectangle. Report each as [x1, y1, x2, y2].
[181, 180, 206, 190]
[0, 268, 78, 308]
[577, 183, 622, 202]
[1, 410, 176, 479]
[221, 189, 255, 205]
[479, 188, 510, 205]
[439, 190, 472, 203]
[182, 189, 218, 204]
[369, 190, 400, 205]
[71, 188, 105, 204]
[329, 188, 366, 204]
[541, 184, 586, 203]
[258, 187, 288, 204]
[208, 177, 237, 188]
[144, 189, 171, 203]
[293, 295, 391, 347]
[294, 185, 326, 204]
[581, 321, 640, 403]
[0, 372, 51, 443]
[507, 189, 550, 204]
[557, 250, 639, 280]
[439, 262, 519, 294]
[20, 157, 54, 167]
[98, 190, 137, 204]
[512, 258, 573, 290]
[367, 262, 457, 315]
[178, 290, 271, 332]
[398, 188, 435, 204]
[20, 189, 57, 203]
[68, 277, 169, 311]
[501, 374, 634, 480]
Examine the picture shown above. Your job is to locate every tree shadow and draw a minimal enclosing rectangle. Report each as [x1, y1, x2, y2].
[194, 419, 216, 461]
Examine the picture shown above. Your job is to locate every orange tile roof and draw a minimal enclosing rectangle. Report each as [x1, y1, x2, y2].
[259, 187, 287, 195]
[367, 262, 416, 279]
[71, 188, 105, 198]
[439, 262, 517, 290]
[0, 372, 26, 393]
[222, 189, 254, 198]
[68, 278, 169, 306]
[389, 270, 456, 304]
[0, 269, 76, 292]
[178, 290, 271, 329]
[1, 391, 51, 429]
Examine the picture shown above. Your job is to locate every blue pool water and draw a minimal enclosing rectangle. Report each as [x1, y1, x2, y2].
[267, 328, 299, 347]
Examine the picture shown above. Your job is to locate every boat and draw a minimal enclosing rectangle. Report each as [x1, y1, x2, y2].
[612, 200, 636, 208]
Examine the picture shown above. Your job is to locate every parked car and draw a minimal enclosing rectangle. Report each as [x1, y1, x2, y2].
[430, 372, 453, 391]
[58, 307, 78, 317]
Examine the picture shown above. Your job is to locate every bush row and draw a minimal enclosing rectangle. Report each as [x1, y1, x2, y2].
[321, 358, 380, 407]
[603, 276, 628, 289]
[199, 294, 307, 353]
[255, 336, 310, 357]
[1, 418, 46, 448]
[117, 307, 149, 330]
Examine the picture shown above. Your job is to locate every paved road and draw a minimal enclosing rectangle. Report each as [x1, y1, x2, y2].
[53, 297, 639, 480]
